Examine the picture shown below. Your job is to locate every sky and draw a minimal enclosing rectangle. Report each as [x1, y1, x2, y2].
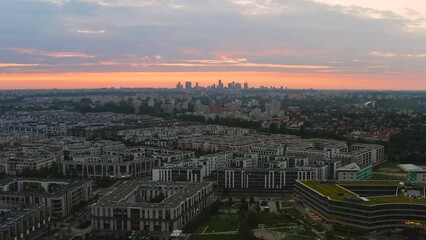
[0, 0, 425, 90]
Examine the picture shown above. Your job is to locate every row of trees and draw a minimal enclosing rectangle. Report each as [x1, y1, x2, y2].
[18, 162, 64, 178]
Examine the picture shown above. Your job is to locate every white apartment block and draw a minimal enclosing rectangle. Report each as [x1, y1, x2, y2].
[233, 158, 258, 168]
[335, 144, 384, 165]
[286, 149, 331, 160]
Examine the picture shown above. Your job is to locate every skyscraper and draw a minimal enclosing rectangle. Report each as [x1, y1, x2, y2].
[218, 80, 223, 89]
[185, 81, 192, 89]
[176, 82, 183, 90]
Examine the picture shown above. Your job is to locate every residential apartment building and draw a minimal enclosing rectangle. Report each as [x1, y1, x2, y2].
[335, 144, 384, 165]
[60, 156, 160, 179]
[0, 147, 63, 175]
[0, 205, 51, 240]
[0, 179, 91, 218]
[152, 167, 204, 182]
[92, 181, 214, 233]
[217, 167, 318, 196]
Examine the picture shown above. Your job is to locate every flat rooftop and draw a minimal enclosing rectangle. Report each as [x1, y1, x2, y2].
[300, 180, 426, 205]
[95, 181, 212, 209]
[398, 164, 426, 173]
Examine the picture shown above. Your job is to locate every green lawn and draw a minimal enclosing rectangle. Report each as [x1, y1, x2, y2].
[258, 211, 295, 227]
[205, 213, 239, 233]
[275, 227, 317, 238]
[372, 172, 405, 180]
[282, 207, 304, 219]
[189, 234, 241, 240]
[332, 229, 369, 240]
[373, 161, 402, 173]
[281, 201, 292, 208]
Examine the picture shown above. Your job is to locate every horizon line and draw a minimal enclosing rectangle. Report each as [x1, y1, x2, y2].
[0, 71, 425, 91]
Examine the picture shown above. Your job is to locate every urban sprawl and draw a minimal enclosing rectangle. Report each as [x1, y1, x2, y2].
[0, 84, 425, 240]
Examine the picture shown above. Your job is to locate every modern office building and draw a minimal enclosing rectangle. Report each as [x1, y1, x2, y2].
[92, 181, 214, 233]
[336, 163, 372, 181]
[398, 164, 426, 184]
[295, 180, 426, 230]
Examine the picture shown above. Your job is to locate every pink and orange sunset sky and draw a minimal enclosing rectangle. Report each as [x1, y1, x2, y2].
[0, 0, 425, 90]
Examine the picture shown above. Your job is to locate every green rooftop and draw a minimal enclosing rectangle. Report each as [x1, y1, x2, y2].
[364, 195, 426, 205]
[300, 180, 426, 205]
[338, 180, 403, 186]
[302, 181, 357, 201]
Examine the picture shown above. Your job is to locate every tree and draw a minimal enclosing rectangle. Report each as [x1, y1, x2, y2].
[228, 197, 234, 206]
[79, 98, 93, 106]
[95, 176, 115, 188]
[402, 228, 420, 240]
[149, 193, 165, 203]
[239, 198, 248, 212]
[247, 211, 259, 229]
[239, 212, 255, 240]
[63, 150, 71, 160]
[325, 231, 335, 240]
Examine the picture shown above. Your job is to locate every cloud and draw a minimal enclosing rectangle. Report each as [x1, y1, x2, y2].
[369, 51, 426, 58]
[150, 57, 332, 69]
[3, 48, 95, 58]
[187, 57, 248, 64]
[369, 51, 397, 58]
[212, 48, 327, 58]
[75, 29, 106, 34]
[402, 54, 426, 58]
[311, 0, 426, 31]
[230, 0, 289, 15]
[1, 0, 424, 76]
[0, 63, 40, 67]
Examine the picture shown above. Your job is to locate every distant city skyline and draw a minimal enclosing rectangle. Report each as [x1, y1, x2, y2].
[0, 71, 425, 90]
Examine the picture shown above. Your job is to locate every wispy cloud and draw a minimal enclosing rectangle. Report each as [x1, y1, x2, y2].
[369, 51, 397, 58]
[402, 54, 426, 58]
[369, 51, 426, 58]
[213, 48, 327, 58]
[187, 57, 248, 64]
[3, 48, 95, 58]
[230, 0, 289, 15]
[154, 57, 332, 69]
[75, 29, 107, 34]
[0, 63, 40, 67]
